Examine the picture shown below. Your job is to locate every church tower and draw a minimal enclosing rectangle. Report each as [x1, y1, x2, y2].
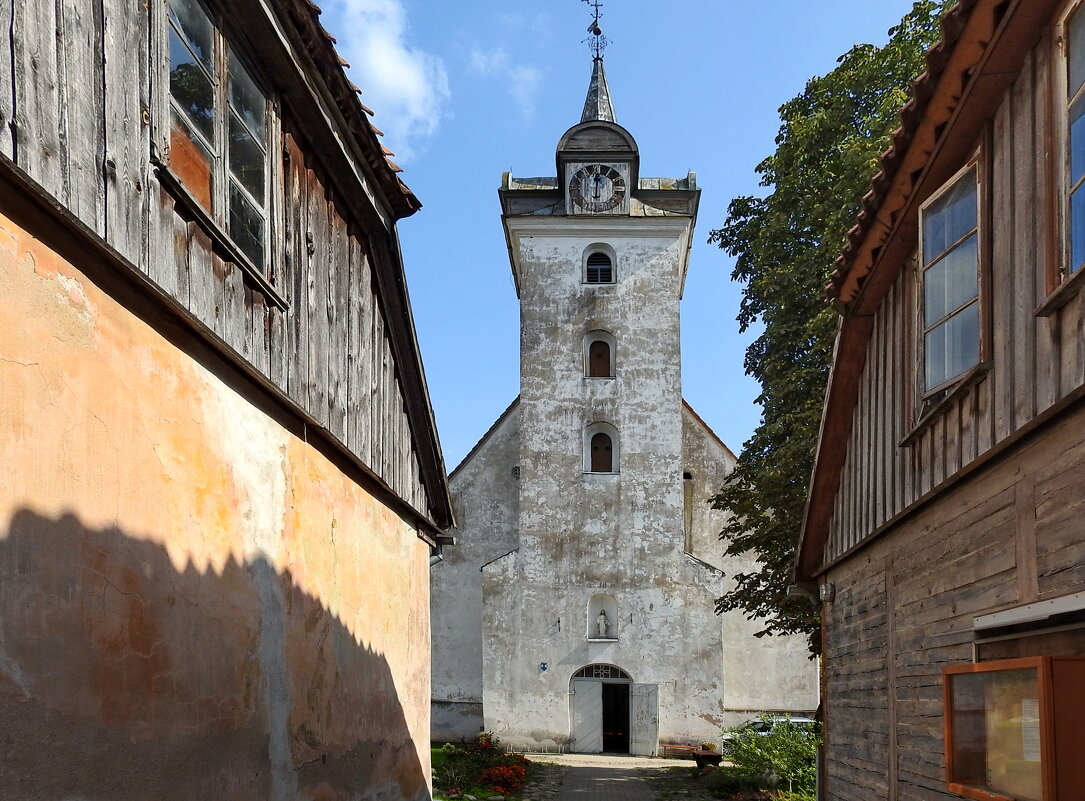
[430, 10, 818, 752]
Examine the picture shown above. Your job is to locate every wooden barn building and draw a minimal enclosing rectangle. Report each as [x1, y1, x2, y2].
[0, 0, 452, 799]
[797, 1, 1085, 799]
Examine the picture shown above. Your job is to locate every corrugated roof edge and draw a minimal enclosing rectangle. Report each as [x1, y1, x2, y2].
[280, 0, 422, 220]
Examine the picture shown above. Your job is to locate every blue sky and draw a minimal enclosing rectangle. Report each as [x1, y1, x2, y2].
[318, 0, 919, 469]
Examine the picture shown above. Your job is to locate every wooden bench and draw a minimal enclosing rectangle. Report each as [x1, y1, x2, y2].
[659, 744, 697, 758]
[692, 749, 723, 769]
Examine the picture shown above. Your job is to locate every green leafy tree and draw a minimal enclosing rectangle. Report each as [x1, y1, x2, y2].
[709, 1, 949, 650]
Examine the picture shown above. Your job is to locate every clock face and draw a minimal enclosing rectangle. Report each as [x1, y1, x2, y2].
[570, 164, 627, 212]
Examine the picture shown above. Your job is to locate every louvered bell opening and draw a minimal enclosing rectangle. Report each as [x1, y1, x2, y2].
[586, 252, 613, 283]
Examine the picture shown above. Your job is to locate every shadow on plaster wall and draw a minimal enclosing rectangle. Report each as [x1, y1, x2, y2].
[0, 509, 425, 801]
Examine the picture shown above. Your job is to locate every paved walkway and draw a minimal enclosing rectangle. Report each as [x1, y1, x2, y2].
[520, 753, 690, 801]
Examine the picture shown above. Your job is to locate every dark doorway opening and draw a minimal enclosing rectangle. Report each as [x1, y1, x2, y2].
[601, 683, 630, 753]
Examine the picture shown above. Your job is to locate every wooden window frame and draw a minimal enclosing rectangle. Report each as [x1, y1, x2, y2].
[152, 0, 287, 310]
[1039, 0, 1085, 315]
[584, 330, 616, 378]
[943, 657, 1085, 801]
[915, 155, 990, 417]
[583, 422, 619, 475]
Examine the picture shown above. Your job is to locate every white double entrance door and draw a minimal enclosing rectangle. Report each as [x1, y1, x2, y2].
[570, 679, 658, 755]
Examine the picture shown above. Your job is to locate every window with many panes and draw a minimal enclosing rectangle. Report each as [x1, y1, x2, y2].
[167, 0, 269, 271]
[1067, 4, 1085, 275]
[920, 166, 980, 394]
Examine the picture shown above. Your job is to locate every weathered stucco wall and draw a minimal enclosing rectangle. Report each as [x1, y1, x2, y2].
[681, 409, 819, 717]
[0, 213, 432, 801]
[431, 405, 521, 741]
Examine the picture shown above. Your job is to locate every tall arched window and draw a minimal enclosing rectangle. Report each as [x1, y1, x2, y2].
[590, 433, 613, 472]
[584, 330, 616, 377]
[584, 422, 619, 473]
[683, 472, 694, 552]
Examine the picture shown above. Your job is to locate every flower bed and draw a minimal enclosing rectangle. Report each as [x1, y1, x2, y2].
[433, 733, 533, 800]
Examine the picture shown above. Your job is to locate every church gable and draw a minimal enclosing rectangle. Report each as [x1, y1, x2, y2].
[681, 402, 737, 570]
[448, 398, 521, 558]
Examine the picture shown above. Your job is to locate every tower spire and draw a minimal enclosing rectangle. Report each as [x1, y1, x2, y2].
[580, 0, 615, 123]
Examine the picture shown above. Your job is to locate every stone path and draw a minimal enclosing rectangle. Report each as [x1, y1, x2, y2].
[520, 753, 691, 801]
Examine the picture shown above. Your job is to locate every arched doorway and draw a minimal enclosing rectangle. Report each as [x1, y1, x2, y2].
[570, 664, 633, 754]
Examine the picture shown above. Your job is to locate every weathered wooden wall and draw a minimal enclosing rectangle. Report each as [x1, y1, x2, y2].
[822, 404, 1085, 800]
[0, 0, 432, 521]
[825, 38, 1085, 563]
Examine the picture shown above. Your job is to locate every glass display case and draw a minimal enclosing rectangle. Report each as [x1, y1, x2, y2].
[943, 657, 1085, 801]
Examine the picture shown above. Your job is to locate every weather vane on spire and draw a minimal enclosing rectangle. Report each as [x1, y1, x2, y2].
[582, 0, 608, 60]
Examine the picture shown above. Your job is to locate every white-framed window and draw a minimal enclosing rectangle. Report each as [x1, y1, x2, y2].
[165, 0, 272, 274]
[584, 330, 616, 377]
[583, 243, 616, 284]
[919, 165, 981, 394]
[584, 422, 619, 474]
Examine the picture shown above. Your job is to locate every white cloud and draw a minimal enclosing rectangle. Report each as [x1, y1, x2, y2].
[469, 47, 543, 120]
[322, 0, 449, 163]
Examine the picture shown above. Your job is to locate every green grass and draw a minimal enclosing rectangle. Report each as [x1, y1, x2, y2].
[432, 746, 450, 773]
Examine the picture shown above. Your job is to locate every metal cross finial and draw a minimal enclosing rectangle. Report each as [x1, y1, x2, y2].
[582, 0, 608, 59]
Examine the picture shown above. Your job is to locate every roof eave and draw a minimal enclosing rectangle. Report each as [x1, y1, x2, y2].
[797, 0, 1060, 580]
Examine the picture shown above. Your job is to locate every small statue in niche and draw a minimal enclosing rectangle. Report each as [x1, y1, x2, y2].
[596, 610, 610, 638]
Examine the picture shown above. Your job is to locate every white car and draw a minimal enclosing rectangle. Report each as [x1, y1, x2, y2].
[719, 716, 817, 752]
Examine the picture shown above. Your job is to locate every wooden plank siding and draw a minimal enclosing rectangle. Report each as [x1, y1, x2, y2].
[0, 0, 440, 525]
[823, 35, 1085, 564]
[823, 406, 1085, 800]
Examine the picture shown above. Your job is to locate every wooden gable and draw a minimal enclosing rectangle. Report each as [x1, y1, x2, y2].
[797, 0, 1080, 579]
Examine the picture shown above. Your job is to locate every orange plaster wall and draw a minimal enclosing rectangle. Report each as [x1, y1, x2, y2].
[0, 212, 432, 801]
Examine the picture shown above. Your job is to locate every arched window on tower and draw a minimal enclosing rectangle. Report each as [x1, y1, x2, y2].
[584, 422, 619, 474]
[591, 433, 613, 472]
[584, 330, 616, 377]
[588, 340, 611, 376]
[585, 251, 614, 283]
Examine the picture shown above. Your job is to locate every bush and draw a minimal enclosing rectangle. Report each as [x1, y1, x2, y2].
[703, 765, 764, 797]
[720, 718, 820, 800]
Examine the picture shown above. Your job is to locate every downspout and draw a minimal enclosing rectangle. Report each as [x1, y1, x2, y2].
[430, 534, 456, 566]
